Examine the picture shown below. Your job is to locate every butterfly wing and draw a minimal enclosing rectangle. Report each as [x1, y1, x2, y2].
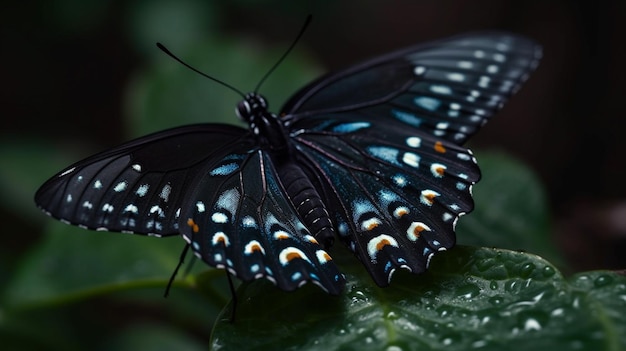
[179, 149, 345, 294]
[283, 33, 541, 285]
[35, 124, 253, 236]
[283, 32, 542, 145]
[36, 123, 344, 293]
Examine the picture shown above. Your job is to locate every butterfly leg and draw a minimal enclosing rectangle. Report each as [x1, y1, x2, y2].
[225, 271, 237, 323]
[164, 243, 191, 297]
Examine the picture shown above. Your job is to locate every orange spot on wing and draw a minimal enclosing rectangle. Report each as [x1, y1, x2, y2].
[424, 192, 437, 204]
[413, 224, 426, 237]
[376, 238, 392, 251]
[286, 252, 303, 261]
[249, 243, 262, 252]
[434, 166, 445, 176]
[321, 252, 332, 261]
[187, 218, 199, 233]
[367, 222, 379, 231]
[434, 141, 446, 153]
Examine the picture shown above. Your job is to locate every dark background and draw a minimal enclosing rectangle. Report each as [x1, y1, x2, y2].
[1, 0, 625, 326]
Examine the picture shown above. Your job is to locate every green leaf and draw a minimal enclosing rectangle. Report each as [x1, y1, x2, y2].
[4, 222, 206, 308]
[456, 151, 564, 266]
[211, 246, 626, 350]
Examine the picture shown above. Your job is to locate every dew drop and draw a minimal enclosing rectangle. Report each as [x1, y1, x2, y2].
[475, 259, 492, 272]
[471, 339, 488, 348]
[455, 284, 481, 299]
[438, 307, 452, 318]
[551, 308, 564, 317]
[490, 280, 499, 290]
[524, 318, 542, 331]
[542, 265, 556, 277]
[386, 311, 399, 320]
[488, 296, 504, 305]
[593, 274, 613, 287]
[519, 263, 535, 278]
[350, 290, 369, 306]
[504, 280, 519, 293]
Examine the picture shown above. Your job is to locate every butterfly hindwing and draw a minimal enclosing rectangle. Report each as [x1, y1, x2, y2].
[293, 120, 478, 285]
[179, 149, 345, 294]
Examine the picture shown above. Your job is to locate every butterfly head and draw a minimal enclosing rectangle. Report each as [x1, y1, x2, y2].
[236, 93, 269, 124]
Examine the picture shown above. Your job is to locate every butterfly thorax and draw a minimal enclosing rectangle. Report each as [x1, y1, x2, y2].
[236, 93, 290, 153]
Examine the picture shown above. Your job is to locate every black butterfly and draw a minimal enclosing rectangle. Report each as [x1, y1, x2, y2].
[35, 32, 541, 295]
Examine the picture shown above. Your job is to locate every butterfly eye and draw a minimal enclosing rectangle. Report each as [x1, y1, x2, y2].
[236, 100, 251, 121]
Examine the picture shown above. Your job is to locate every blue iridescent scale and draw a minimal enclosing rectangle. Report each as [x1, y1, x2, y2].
[35, 32, 541, 294]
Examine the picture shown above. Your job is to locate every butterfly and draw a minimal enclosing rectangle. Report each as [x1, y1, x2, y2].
[35, 31, 541, 296]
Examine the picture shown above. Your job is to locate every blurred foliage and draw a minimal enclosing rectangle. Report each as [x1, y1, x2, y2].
[1, 1, 625, 350]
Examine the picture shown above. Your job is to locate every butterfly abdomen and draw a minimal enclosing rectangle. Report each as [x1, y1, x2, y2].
[277, 162, 334, 249]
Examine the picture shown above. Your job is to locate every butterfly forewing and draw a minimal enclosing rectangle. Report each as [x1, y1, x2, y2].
[35, 124, 250, 236]
[284, 32, 542, 145]
[179, 149, 345, 294]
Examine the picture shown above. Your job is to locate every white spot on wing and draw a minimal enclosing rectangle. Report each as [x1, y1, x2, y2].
[196, 201, 205, 213]
[136, 184, 149, 197]
[406, 221, 431, 241]
[406, 136, 421, 148]
[430, 85, 452, 95]
[212, 212, 228, 223]
[402, 152, 420, 168]
[414, 96, 440, 111]
[367, 234, 399, 260]
[212, 232, 230, 246]
[160, 184, 172, 202]
[278, 247, 311, 265]
[60, 167, 76, 177]
[244, 240, 265, 255]
[124, 204, 138, 213]
[114, 181, 127, 192]
[361, 217, 382, 232]
[447, 72, 466, 82]
[457, 61, 473, 69]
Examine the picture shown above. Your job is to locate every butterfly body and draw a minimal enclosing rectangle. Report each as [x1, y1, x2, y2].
[35, 32, 541, 294]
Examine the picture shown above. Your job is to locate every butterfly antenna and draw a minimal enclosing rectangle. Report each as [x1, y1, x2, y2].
[254, 14, 312, 93]
[156, 42, 246, 98]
